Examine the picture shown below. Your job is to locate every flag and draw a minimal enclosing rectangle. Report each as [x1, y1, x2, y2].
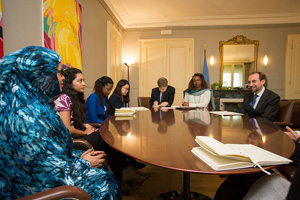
[203, 49, 210, 87]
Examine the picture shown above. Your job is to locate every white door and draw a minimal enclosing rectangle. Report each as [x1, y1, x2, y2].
[139, 39, 194, 105]
[285, 35, 300, 99]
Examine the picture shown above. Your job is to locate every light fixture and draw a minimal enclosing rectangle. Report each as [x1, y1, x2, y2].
[123, 57, 135, 82]
[263, 55, 268, 66]
[210, 56, 215, 66]
[124, 63, 130, 82]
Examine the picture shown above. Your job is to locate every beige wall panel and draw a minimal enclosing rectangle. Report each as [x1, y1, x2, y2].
[108, 21, 123, 88]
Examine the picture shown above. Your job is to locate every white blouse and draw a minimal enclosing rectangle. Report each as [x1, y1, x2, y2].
[183, 90, 211, 108]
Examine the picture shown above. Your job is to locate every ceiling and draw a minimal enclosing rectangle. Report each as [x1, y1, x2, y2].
[104, 0, 300, 29]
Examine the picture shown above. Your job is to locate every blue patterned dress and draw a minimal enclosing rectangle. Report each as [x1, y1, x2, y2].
[0, 46, 121, 199]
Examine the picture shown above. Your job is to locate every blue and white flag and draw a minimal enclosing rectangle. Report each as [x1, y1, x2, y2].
[203, 49, 210, 87]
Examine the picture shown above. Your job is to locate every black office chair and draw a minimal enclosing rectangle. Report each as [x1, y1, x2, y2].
[273, 100, 294, 127]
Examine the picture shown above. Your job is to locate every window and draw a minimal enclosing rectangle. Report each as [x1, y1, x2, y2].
[222, 64, 244, 88]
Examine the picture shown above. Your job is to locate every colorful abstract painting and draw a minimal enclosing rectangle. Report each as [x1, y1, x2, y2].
[43, 0, 82, 70]
[0, 0, 3, 59]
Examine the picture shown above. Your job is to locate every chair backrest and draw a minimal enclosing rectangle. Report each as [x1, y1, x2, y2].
[278, 101, 294, 123]
[137, 97, 151, 108]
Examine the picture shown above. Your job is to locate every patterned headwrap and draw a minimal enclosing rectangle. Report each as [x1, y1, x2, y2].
[0, 46, 71, 197]
[0, 46, 120, 199]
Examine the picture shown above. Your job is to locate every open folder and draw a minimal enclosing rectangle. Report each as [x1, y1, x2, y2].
[191, 136, 292, 172]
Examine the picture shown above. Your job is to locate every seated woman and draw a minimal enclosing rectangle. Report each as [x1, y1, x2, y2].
[86, 76, 113, 123]
[108, 79, 130, 115]
[183, 73, 215, 110]
[53, 68, 105, 151]
[86, 77, 147, 175]
[54, 69, 131, 182]
[0, 46, 120, 199]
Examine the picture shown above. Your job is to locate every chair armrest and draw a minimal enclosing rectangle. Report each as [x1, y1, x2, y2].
[16, 185, 91, 200]
[87, 123, 101, 128]
[276, 165, 297, 182]
[273, 122, 293, 126]
[73, 139, 93, 150]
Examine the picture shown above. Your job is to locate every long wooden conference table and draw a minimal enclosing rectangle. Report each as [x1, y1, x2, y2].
[100, 108, 295, 200]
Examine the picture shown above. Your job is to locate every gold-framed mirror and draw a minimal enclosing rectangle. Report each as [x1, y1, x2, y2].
[219, 35, 259, 88]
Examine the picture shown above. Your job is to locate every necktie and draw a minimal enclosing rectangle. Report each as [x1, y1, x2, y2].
[160, 93, 163, 104]
[249, 118, 258, 130]
[249, 94, 259, 109]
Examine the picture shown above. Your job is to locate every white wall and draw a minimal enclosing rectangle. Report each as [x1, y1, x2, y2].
[2, 0, 43, 54]
[124, 25, 300, 106]
[3, 0, 300, 105]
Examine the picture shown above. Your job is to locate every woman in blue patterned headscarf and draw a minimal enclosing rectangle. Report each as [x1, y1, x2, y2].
[0, 46, 121, 199]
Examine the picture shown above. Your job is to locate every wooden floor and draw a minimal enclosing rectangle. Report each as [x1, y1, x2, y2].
[122, 164, 226, 200]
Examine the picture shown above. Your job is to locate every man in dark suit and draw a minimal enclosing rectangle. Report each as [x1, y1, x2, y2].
[240, 72, 280, 122]
[149, 77, 175, 107]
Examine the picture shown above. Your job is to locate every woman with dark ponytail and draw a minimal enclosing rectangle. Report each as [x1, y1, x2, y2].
[108, 79, 130, 115]
[86, 76, 114, 123]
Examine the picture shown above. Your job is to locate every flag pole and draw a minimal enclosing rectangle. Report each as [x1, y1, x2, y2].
[203, 43, 210, 88]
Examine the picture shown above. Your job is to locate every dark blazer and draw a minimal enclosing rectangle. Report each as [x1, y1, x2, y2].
[240, 89, 280, 122]
[151, 109, 175, 126]
[149, 85, 175, 107]
[108, 93, 127, 115]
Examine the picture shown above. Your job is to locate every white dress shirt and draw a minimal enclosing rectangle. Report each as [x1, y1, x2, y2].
[183, 90, 211, 108]
[253, 87, 265, 109]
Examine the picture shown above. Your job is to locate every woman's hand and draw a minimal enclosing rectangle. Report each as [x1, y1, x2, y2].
[285, 126, 300, 142]
[84, 123, 93, 129]
[182, 102, 189, 106]
[81, 149, 107, 168]
[84, 126, 97, 135]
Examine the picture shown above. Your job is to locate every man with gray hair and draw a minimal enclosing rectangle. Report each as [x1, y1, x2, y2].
[149, 77, 175, 107]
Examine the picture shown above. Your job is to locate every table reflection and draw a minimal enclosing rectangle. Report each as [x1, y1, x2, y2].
[151, 108, 175, 134]
[101, 109, 294, 174]
[183, 109, 211, 137]
[110, 117, 131, 136]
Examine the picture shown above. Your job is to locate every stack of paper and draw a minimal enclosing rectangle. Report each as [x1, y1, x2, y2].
[115, 115, 135, 120]
[209, 111, 244, 116]
[120, 107, 149, 111]
[115, 109, 135, 117]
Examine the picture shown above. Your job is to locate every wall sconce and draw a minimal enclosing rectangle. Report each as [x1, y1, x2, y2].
[263, 55, 268, 66]
[210, 56, 215, 66]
